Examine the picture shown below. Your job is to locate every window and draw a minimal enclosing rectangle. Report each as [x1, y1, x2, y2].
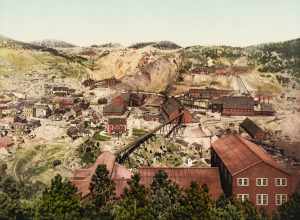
[237, 178, 249, 186]
[275, 178, 287, 186]
[256, 194, 268, 205]
[276, 194, 288, 206]
[256, 178, 268, 186]
[237, 194, 249, 202]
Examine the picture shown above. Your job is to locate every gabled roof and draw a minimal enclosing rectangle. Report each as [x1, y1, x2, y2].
[162, 97, 182, 116]
[71, 151, 132, 197]
[212, 135, 290, 176]
[138, 167, 223, 199]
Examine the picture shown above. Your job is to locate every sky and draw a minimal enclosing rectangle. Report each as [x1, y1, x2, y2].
[0, 0, 299, 47]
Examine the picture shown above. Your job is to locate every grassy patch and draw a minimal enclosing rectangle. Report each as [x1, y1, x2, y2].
[94, 133, 111, 141]
[132, 128, 148, 137]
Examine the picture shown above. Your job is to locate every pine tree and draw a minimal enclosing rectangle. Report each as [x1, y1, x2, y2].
[277, 192, 300, 220]
[35, 174, 82, 220]
[147, 170, 183, 220]
[89, 164, 115, 207]
[114, 173, 154, 220]
[175, 182, 214, 220]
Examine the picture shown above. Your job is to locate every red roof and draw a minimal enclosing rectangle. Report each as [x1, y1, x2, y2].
[71, 151, 132, 197]
[212, 135, 290, 176]
[0, 136, 14, 149]
[138, 167, 223, 199]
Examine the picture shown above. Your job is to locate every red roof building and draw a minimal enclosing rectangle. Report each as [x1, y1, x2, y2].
[138, 167, 223, 199]
[211, 135, 297, 214]
[161, 97, 192, 124]
[71, 152, 224, 200]
[71, 151, 132, 198]
[212, 96, 255, 116]
[106, 117, 127, 135]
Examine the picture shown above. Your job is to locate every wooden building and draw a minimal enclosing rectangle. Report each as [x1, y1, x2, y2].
[34, 104, 51, 118]
[211, 135, 298, 214]
[103, 103, 127, 116]
[106, 117, 127, 135]
[211, 96, 255, 116]
[161, 97, 192, 123]
[240, 118, 265, 140]
[186, 88, 233, 100]
[71, 152, 223, 200]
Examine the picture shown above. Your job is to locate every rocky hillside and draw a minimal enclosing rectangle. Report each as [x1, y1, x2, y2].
[0, 35, 299, 93]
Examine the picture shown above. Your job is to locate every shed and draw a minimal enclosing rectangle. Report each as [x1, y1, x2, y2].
[240, 118, 265, 140]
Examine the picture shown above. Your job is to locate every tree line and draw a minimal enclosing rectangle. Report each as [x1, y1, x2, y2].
[0, 164, 299, 220]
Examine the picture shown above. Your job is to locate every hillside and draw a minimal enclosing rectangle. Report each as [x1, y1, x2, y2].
[0, 35, 299, 93]
[0, 36, 88, 79]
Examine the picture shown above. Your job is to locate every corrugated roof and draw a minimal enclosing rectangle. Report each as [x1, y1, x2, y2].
[212, 135, 290, 176]
[138, 167, 223, 199]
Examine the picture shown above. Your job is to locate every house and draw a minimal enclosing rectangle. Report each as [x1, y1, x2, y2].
[240, 118, 265, 140]
[34, 104, 51, 118]
[161, 97, 192, 123]
[103, 103, 127, 116]
[71, 152, 223, 199]
[22, 103, 34, 118]
[107, 117, 127, 135]
[211, 135, 297, 214]
[211, 96, 255, 116]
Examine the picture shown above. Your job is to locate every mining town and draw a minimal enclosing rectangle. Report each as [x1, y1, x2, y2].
[0, 30, 300, 219]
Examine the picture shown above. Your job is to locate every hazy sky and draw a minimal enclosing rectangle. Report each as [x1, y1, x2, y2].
[0, 0, 299, 46]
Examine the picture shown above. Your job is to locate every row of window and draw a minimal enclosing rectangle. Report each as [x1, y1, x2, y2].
[237, 178, 287, 187]
[237, 194, 288, 206]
